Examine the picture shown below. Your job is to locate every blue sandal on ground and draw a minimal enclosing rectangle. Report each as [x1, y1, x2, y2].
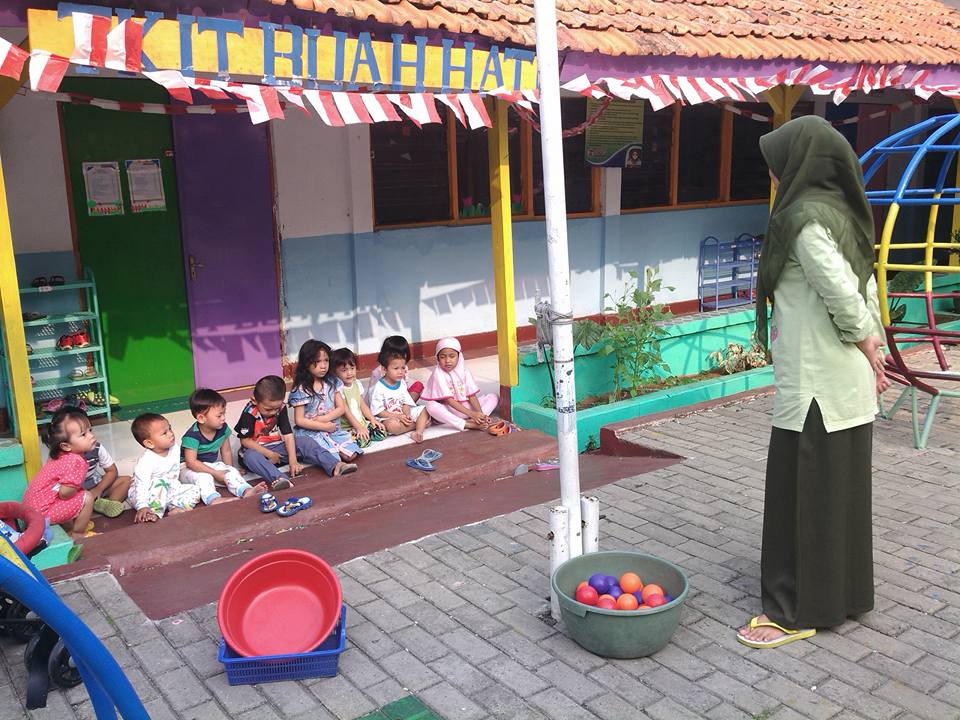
[419, 449, 443, 463]
[259, 493, 279, 513]
[277, 496, 313, 517]
[406, 457, 435, 472]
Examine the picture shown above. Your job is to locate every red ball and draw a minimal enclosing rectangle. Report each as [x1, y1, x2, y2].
[645, 594, 667, 608]
[596, 594, 617, 610]
[575, 585, 599, 606]
[577, 581, 589, 592]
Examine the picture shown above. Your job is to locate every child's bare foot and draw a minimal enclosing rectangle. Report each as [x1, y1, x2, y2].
[412, 431, 424, 443]
[168, 506, 189, 515]
[211, 496, 238, 504]
[251, 481, 269, 493]
[464, 420, 485, 430]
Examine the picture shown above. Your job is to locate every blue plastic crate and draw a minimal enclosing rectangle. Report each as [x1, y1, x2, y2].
[218, 605, 346, 685]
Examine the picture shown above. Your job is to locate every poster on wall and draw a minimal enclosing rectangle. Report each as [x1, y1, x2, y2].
[125, 159, 166, 213]
[584, 98, 646, 168]
[81, 162, 123, 216]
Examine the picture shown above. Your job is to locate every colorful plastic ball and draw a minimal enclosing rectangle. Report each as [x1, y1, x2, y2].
[619, 572, 643, 594]
[616, 593, 639, 611]
[605, 575, 620, 589]
[608, 585, 623, 599]
[577, 581, 589, 592]
[575, 585, 599, 606]
[596, 594, 617, 610]
[641, 584, 664, 602]
[588, 574, 610, 594]
[645, 594, 667, 608]
[632, 590, 644, 603]
[637, 604, 652, 611]
[663, 594, 673, 603]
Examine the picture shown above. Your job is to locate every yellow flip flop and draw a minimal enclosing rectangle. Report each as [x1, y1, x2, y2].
[736, 616, 816, 649]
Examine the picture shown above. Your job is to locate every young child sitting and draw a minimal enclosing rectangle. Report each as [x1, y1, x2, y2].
[331, 347, 385, 447]
[288, 341, 360, 476]
[369, 347, 430, 443]
[77, 408, 131, 518]
[422, 337, 499, 430]
[235, 375, 346, 486]
[22, 407, 97, 540]
[181, 389, 264, 499]
[129, 414, 230, 523]
[365, 335, 424, 404]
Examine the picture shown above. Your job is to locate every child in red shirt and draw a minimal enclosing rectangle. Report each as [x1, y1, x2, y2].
[22, 406, 97, 540]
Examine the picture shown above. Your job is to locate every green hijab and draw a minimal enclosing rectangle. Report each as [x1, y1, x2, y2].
[756, 115, 875, 348]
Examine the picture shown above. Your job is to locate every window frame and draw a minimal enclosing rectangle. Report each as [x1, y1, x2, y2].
[621, 103, 772, 215]
[371, 106, 601, 230]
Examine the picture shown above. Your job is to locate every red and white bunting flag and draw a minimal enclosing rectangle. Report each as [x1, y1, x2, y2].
[387, 93, 441, 127]
[185, 77, 231, 100]
[143, 70, 193, 103]
[360, 94, 400, 123]
[659, 75, 683, 103]
[0, 37, 29, 81]
[436, 94, 467, 126]
[29, 51, 69, 93]
[233, 84, 284, 124]
[460, 93, 491, 129]
[676, 77, 709, 104]
[301, 89, 344, 126]
[104, 18, 143, 72]
[708, 77, 745, 102]
[278, 87, 309, 114]
[70, 12, 111, 67]
[332, 92, 372, 124]
[562, 74, 607, 99]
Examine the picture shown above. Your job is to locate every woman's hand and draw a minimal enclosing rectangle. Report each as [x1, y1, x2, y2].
[856, 336, 886, 377]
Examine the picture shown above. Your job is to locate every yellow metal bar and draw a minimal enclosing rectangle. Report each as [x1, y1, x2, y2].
[0, 147, 40, 477]
[924, 194, 940, 293]
[877, 202, 900, 325]
[487, 99, 518, 387]
[874, 243, 960, 250]
[882, 263, 960, 273]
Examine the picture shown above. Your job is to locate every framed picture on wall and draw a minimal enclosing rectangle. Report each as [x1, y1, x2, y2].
[81, 161, 123, 216]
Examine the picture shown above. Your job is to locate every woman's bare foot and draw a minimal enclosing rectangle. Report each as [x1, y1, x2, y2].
[737, 614, 787, 643]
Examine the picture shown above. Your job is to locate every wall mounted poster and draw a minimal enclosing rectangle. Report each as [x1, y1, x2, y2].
[584, 98, 646, 167]
[125, 159, 166, 213]
[81, 161, 123, 216]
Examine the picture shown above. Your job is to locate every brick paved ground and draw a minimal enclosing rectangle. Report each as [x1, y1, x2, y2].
[2, 347, 959, 720]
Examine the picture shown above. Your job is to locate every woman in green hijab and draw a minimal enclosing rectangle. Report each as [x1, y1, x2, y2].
[737, 115, 890, 649]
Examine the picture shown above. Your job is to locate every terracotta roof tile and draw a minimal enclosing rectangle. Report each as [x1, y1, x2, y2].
[272, 0, 960, 66]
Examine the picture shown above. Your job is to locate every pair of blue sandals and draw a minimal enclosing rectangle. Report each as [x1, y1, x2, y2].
[260, 493, 312, 517]
[405, 449, 443, 472]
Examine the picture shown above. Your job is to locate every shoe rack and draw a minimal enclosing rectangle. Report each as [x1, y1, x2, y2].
[3, 268, 114, 427]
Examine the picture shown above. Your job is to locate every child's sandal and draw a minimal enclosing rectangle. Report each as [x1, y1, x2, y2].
[488, 420, 509, 436]
[259, 493, 279, 513]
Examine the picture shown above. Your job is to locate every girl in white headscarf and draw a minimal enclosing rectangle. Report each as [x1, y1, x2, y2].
[421, 338, 499, 430]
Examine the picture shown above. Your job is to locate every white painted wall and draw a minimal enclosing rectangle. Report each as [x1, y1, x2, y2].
[0, 93, 74, 254]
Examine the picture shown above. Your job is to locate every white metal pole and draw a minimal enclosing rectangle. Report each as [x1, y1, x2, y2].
[533, 0, 583, 558]
[580, 496, 599, 554]
[549, 504, 570, 621]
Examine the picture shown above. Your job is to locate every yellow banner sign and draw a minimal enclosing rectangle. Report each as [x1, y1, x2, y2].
[27, 5, 538, 92]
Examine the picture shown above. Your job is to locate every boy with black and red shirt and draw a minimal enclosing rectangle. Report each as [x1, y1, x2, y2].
[234, 375, 338, 490]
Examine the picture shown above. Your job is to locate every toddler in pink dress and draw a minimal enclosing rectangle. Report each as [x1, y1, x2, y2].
[421, 337, 498, 431]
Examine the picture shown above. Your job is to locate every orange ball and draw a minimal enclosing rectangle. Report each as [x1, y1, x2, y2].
[619, 572, 643, 594]
[641, 584, 664, 602]
[596, 594, 617, 610]
[616, 593, 639, 611]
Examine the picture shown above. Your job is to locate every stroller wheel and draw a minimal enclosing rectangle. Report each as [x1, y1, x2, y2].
[48, 639, 81, 688]
[23, 633, 41, 669]
[6, 600, 41, 643]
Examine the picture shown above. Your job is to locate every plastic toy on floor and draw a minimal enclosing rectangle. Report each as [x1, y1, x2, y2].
[0, 502, 148, 718]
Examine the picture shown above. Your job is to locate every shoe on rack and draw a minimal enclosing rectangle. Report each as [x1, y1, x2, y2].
[56, 335, 74, 351]
[41, 398, 65, 414]
[25, 344, 33, 355]
[68, 368, 86, 380]
[22, 311, 46, 321]
[71, 331, 90, 349]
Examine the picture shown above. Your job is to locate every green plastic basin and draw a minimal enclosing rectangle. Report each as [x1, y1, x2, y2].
[551, 550, 689, 659]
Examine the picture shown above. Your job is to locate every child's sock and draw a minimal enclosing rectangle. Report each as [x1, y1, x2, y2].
[202, 491, 220, 506]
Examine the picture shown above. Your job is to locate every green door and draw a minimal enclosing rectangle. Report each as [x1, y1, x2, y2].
[61, 78, 194, 406]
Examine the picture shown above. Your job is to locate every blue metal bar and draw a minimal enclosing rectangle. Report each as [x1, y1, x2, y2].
[894, 115, 960, 202]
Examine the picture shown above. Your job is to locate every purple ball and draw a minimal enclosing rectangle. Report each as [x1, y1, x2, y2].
[664, 594, 674, 603]
[608, 585, 623, 599]
[605, 575, 619, 589]
[633, 590, 644, 603]
[588, 573, 609, 594]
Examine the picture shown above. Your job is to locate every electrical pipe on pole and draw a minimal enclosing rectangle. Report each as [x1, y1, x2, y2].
[533, 0, 583, 558]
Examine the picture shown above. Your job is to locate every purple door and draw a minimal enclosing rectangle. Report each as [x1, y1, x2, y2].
[172, 114, 282, 390]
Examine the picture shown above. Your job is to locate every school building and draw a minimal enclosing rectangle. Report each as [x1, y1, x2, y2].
[2, 0, 960, 486]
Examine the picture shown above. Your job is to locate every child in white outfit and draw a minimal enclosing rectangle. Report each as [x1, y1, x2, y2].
[369, 349, 430, 443]
[129, 414, 201, 522]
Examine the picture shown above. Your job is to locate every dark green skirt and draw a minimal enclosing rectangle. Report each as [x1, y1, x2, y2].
[761, 400, 874, 628]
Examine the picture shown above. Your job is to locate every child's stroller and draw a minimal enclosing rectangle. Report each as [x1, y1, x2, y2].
[0, 501, 81, 708]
